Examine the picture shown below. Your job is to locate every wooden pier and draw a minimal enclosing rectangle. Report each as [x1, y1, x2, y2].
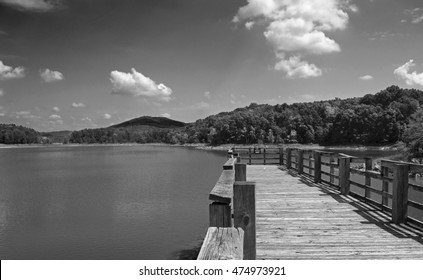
[198, 147, 423, 260]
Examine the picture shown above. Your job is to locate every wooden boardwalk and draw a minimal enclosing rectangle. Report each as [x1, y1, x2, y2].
[248, 165, 423, 259]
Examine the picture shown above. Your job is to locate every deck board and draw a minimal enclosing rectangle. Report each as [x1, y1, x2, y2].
[247, 165, 423, 260]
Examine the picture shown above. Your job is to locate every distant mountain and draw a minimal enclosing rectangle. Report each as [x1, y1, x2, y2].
[109, 116, 186, 129]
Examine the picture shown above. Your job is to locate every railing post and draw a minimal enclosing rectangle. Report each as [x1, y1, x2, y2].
[286, 148, 292, 169]
[381, 165, 389, 210]
[235, 163, 247, 182]
[392, 164, 409, 225]
[228, 148, 233, 158]
[279, 148, 283, 165]
[309, 153, 312, 175]
[233, 181, 256, 260]
[339, 157, 351, 195]
[209, 203, 232, 227]
[297, 149, 304, 174]
[330, 154, 335, 184]
[263, 148, 266, 165]
[364, 158, 372, 199]
[313, 151, 321, 183]
[249, 148, 252, 165]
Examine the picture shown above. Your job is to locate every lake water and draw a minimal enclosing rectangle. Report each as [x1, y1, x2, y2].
[0, 145, 226, 259]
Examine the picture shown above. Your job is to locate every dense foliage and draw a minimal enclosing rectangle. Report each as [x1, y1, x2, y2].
[68, 86, 423, 150]
[0, 124, 42, 144]
[403, 108, 423, 160]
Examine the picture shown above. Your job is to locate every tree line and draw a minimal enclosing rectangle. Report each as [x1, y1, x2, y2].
[1, 85, 423, 160]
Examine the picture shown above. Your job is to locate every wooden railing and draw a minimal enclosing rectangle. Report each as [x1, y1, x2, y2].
[232, 146, 423, 227]
[197, 156, 256, 260]
[198, 147, 423, 259]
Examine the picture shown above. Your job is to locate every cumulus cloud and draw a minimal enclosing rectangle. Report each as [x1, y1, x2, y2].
[40, 68, 64, 83]
[204, 91, 211, 99]
[394, 59, 423, 87]
[274, 54, 322, 78]
[110, 68, 173, 102]
[72, 102, 86, 108]
[48, 114, 61, 120]
[233, 0, 355, 78]
[0, 60, 25, 80]
[404, 8, 423, 24]
[359, 75, 374, 80]
[161, 113, 171, 118]
[53, 106, 60, 112]
[103, 113, 112, 119]
[0, 0, 64, 12]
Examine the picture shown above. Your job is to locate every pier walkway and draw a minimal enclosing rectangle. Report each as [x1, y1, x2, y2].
[249, 165, 423, 259]
[198, 147, 423, 260]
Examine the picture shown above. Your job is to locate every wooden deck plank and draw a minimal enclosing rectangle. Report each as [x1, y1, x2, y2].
[247, 165, 423, 260]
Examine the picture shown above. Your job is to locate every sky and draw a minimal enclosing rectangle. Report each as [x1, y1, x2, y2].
[0, 0, 422, 131]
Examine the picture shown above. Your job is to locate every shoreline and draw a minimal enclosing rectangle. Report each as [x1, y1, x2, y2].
[0, 142, 404, 152]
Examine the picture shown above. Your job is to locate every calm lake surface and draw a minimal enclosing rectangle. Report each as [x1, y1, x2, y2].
[0, 145, 226, 259]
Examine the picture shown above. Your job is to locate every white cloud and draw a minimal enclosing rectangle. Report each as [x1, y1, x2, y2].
[0, 88, 4, 96]
[72, 102, 86, 108]
[264, 18, 341, 55]
[110, 68, 172, 102]
[14, 111, 40, 120]
[0, 0, 63, 12]
[53, 106, 60, 112]
[204, 91, 211, 99]
[245, 21, 255, 30]
[48, 114, 61, 120]
[405, 8, 423, 24]
[40, 68, 64, 83]
[0, 60, 25, 80]
[161, 113, 171, 118]
[359, 75, 374, 80]
[103, 113, 112, 119]
[394, 59, 423, 87]
[301, 94, 314, 101]
[274, 55, 322, 78]
[234, 0, 355, 78]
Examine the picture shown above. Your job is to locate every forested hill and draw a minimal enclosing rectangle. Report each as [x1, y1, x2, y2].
[2, 85, 423, 152]
[67, 85, 423, 148]
[110, 116, 186, 129]
[192, 85, 423, 146]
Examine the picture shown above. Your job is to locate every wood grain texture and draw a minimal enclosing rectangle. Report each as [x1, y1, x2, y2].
[246, 165, 423, 260]
[209, 170, 234, 204]
[197, 227, 244, 260]
[233, 181, 256, 260]
[209, 203, 232, 227]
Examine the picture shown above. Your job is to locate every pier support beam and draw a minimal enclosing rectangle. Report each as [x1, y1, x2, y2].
[209, 203, 232, 227]
[233, 181, 256, 260]
[286, 148, 292, 169]
[392, 164, 409, 225]
[313, 151, 321, 183]
[297, 149, 304, 174]
[235, 163, 247, 182]
[339, 157, 351, 195]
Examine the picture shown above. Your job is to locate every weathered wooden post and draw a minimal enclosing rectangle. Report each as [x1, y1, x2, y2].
[263, 148, 266, 165]
[364, 158, 372, 199]
[330, 154, 335, 184]
[235, 163, 247, 182]
[233, 181, 256, 260]
[313, 151, 321, 183]
[297, 149, 304, 174]
[249, 148, 252, 165]
[209, 203, 232, 227]
[309, 153, 313, 175]
[228, 148, 233, 158]
[286, 148, 292, 169]
[392, 164, 409, 224]
[381, 164, 389, 209]
[339, 157, 351, 195]
[279, 148, 284, 165]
